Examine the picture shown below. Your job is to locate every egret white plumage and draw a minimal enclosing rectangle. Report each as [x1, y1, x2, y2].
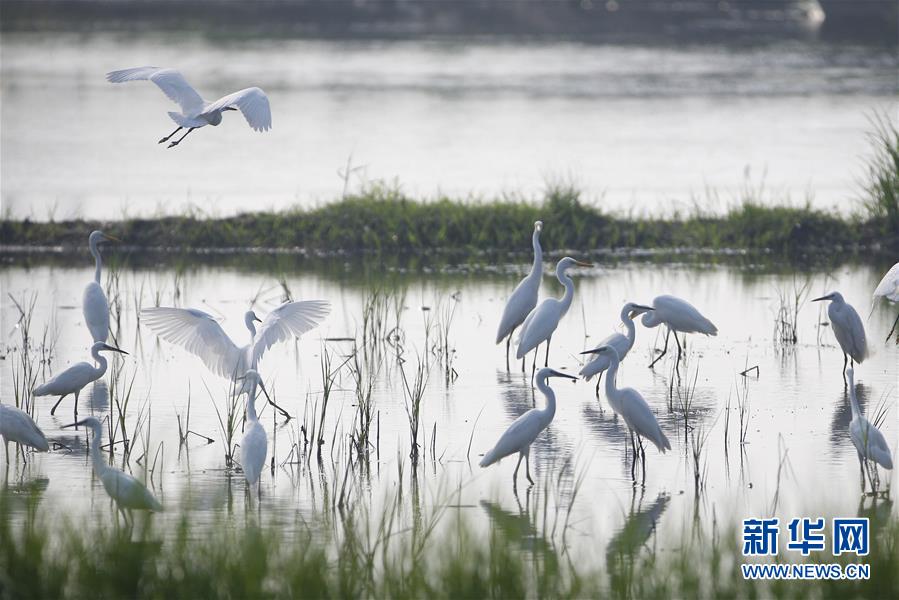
[33, 342, 128, 419]
[846, 369, 893, 487]
[496, 221, 543, 370]
[238, 370, 270, 493]
[141, 300, 329, 418]
[515, 257, 592, 366]
[641, 295, 717, 368]
[83, 230, 119, 343]
[479, 367, 577, 486]
[63, 416, 162, 515]
[106, 67, 272, 148]
[812, 291, 867, 383]
[581, 345, 670, 476]
[873, 262, 899, 342]
[580, 302, 654, 393]
[0, 404, 50, 463]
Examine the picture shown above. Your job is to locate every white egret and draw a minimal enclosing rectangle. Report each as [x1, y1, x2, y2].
[640, 295, 717, 368]
[33, 342, 128, 419]
[496, 221, 543, 370]
[0, 404, 50, 463]
[141, 300, 329, 418]
[83, 230, 119, 343]
[873, 262, 899, 342]
[106, 67, 272, 148]
[581, 345, 670, 475]
[846, 369, 893, 486]
[516, 257, 592, 366]
[238, 370, 270, 494]
[479, 367, 577, 486]
[580, 302, 654, 393]
[812, 291, 867, 382]
[63, 417, 162, 516]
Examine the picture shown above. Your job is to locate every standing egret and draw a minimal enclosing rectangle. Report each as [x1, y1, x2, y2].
[581, 345, 670, 476]
[846, 369, 893, 488]
[873, 262, 899, 342]
[812, 292, 867, 383]
[479, 367, 577, 486]
[83, 230, 119, 343]
[63, 417, 162, 517]
[580, 302, 654, 394]
[0, 404, 50, 463]
[496, 221, 543, 370]
[516, 257, 592, 367]
[141, 300, 329, 418]
[238, 370, 270, 494]
[640, 295, 717, 368]
[33, 342, 128, 419]
[106, 67, 272, 148]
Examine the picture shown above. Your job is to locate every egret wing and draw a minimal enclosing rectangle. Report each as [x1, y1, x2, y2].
[250, 300, 330, 367]
[83, 281, 110, 343]
[201, 87, 272, 131]
[873, 262, 899, 301]
[141, 307, 243, 378]
[621, 388, 670, 452]
[33, 362, 96, 396]
[241, 422, 268, 485]
[106, 67, 205, 114]
[479, 409, 543, 467]
[0, 405, 49, 451]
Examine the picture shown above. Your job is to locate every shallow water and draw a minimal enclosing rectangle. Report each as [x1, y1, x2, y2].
[1, 34, 896, 220]
[2, 255, 897, 555]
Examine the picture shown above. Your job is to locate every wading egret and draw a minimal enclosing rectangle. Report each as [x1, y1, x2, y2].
[238, 370, 270, 493]
[640, 295, 717, 368]
[106, 67, 272, 148]
[580, 303, 654, 393]
[63, 417, 162, 516]
[846, 369, 893, 486]
[0, 404, 50, 463]
[33, 342, 128, 418]
[516, 257, 592, 366]
[83, 230, 119, 343]
[812, 292, 867, 383]
[496, 221, 543, 370]
[581, 345, 670, 476]
[479, 367, 577, 486]
[873, 262, 899, 342]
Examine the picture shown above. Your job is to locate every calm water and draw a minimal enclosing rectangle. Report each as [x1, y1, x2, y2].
[1, 34, 897, 220]
[2, 256, 897, 555]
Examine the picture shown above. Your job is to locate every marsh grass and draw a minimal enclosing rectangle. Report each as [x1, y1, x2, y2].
[773, 278, 811, 345]
[859, 112, 899, 237]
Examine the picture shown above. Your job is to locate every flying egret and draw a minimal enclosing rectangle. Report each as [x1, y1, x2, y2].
[141, 300, 329, 418]
[496, 221, 543, 370]
[63, 417, 162, 517]
[33, 342, 128, 419]
[640, 295, 717, 368]
[238, 370, 270, 494]
[812, 292, 867, 383]
[0, 404, 50, 463]
[846, 369, 893, 488]
[479, 367, 577, 486]
[106, 67, 272, 148]
[873, 262, 899, 342]
[516, 257, 592, 367]
[581, 345, 670, 476]
[580, 302, 654, 394]
[83, 230, 119, 343]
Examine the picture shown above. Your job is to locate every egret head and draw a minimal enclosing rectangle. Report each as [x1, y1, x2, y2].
[224, 107, 238, 112]
[244, 310, 263, 330]
[812, 291, 844, 304]
[556, 256, 593, 274]
[534, 220, 543, 233]
[237, 369, 271, 402]
[92, 341, 128, 355]
[535, 367, 578, 383]
[580, 344, 620, 360]
[624, 302, 654, 319]
[89, 230, 120, 246]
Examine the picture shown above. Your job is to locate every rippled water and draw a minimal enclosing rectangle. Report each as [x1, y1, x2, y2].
[2, 255, 896, 552]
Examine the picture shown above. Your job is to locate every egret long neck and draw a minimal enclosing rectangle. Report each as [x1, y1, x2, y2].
[90, 238, 102, 284]
[529, 230, 542, 279]
[88, 423, 107, 476]
[604, 355, 620, 400]
[245, 315, 257, 340]
[848, 383, 861, 420]
[246, 382, 259, 422]
[556, 269, 575, 316]
[622, 311, 637, 352]
[91, 348, 109, 378]
[535, 377, 557, 423]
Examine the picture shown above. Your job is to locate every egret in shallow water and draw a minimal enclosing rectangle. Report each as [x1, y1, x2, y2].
[812, 291, 867, 383]
[581, 345, 670, 476]
[846, 369, 893, 489]
[873, 262, 899, 342]
[83, 230, 119, 343]
[641, 295, 717, 368]
[33, 342, 128, 419]
[238, 370, 270, 494]
[63, 416, 162, 517]
[0, 404, 50, 463]
[516, 257, 592, 367]
[580, 302, 654, 394]
[479, 367, 577, 486]
[106, 67, 272, 148]
[496, 221, 543, 370]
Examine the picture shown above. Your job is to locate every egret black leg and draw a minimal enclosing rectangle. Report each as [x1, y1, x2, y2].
[544, 335, 552, 367]
[168, 127, 196, 148]
[50, 394, 68, 416]
[513, 453, 524, 484]
[649, 328, 671, 368]
[525, 453, 534, 484]
[73, 390, 80, 421]
[505, 327, 515, 372]
[843, 353, 849, 386]
[158, 126, 182, 144]
[886, 311, 899, 343]
[266, 397, 293, 421]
